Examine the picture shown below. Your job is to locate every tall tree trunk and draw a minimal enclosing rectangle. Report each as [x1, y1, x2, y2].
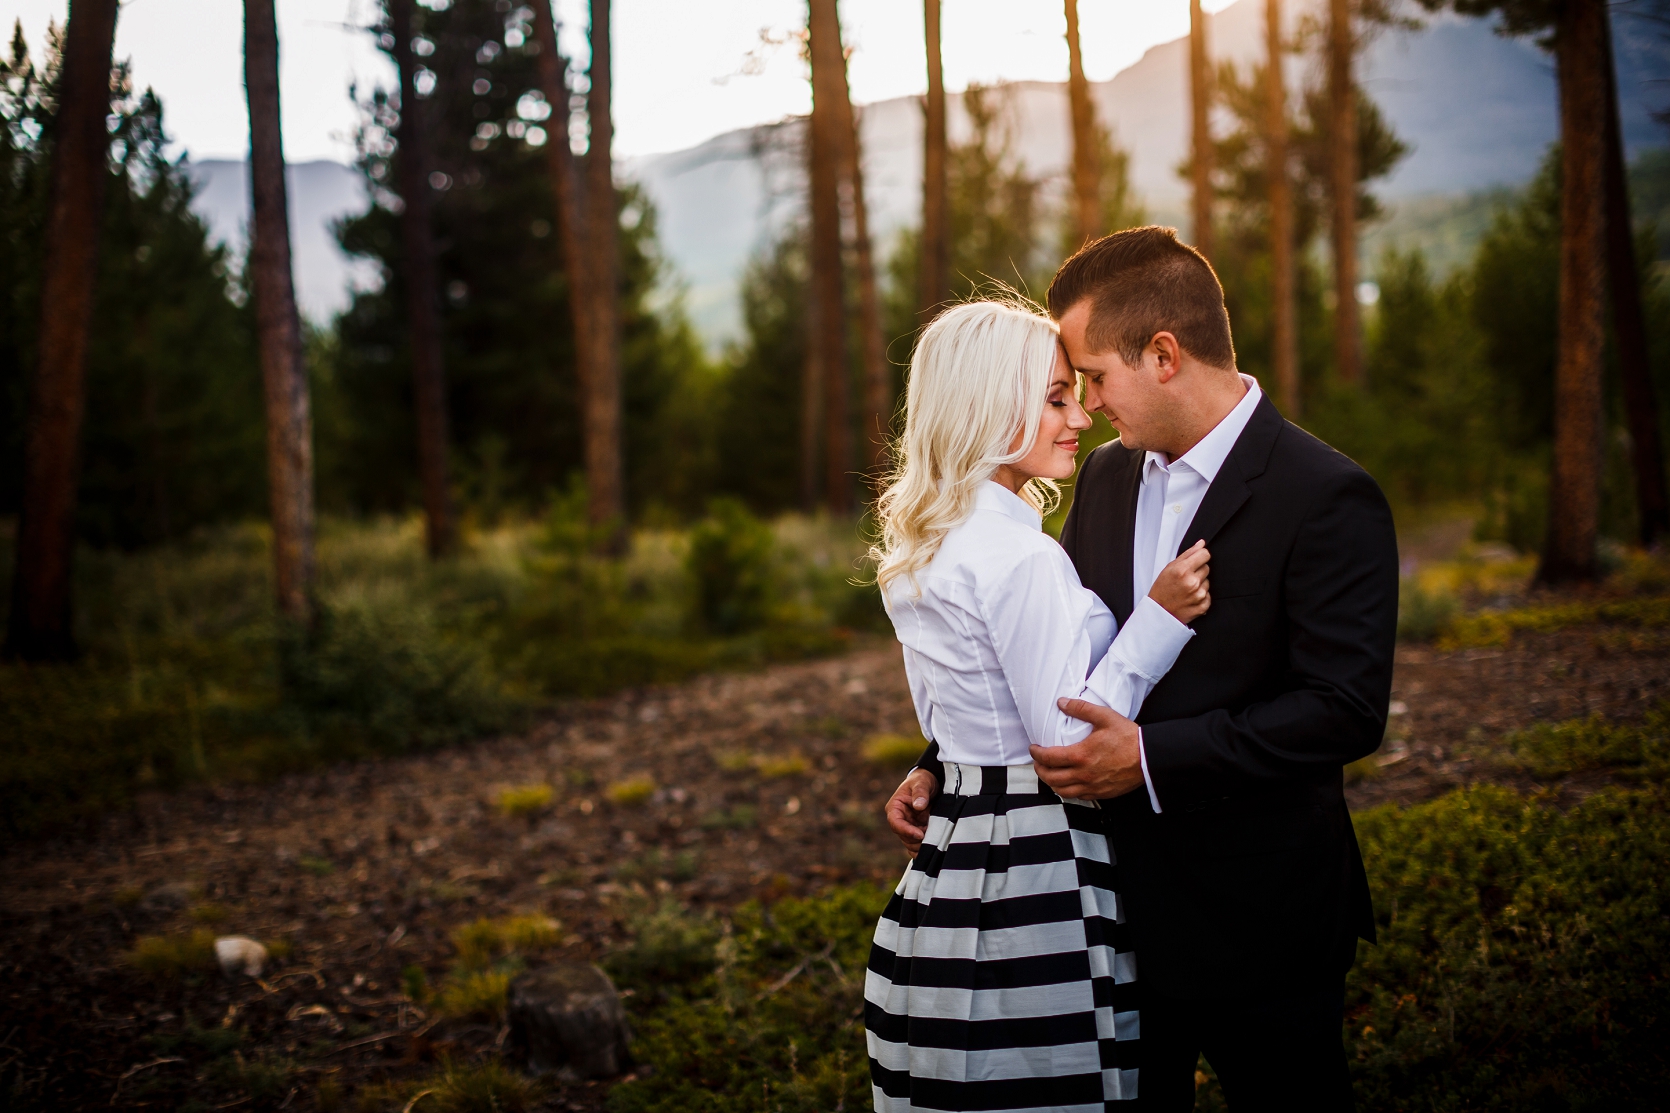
[3, 0, 119, 662]
[531, 0, 623, 548]
[389, 0, 456, 558]
[244, 0, 316, 624]
[582, 0, 624, 546]
[808, 0, 852, 513]
[1266, 0, 1299, 415]
[1064, 0, 1101, 248]
[844, 103, 891, 486]
[1327, 0, 1361, 386]
[1189, 0, 1213, 260]
[1540, 0, 1609, 583]
[1602, 13, 1669, 547]
[919, 0, 950, 321]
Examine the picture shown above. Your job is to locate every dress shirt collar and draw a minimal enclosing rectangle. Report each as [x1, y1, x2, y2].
[1142, 373, 1263, 485]
[974, 479, 1043, 531]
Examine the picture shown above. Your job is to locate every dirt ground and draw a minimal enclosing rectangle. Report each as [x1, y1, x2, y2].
[4, 620, 1668, 1110]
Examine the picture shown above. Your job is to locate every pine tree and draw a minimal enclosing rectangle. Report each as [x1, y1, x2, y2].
[919, 0, 950, 322]
[387, 0, 456, 557]
[807, 0, 852, 513]
[243, 0, 316, 623]
[1189, 0, 1214, 259]
[4, 0, 119, 661]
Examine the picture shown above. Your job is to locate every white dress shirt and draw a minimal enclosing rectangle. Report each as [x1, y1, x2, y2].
[885, 481, 1195, 768]
[1132, 373, 1263, 812]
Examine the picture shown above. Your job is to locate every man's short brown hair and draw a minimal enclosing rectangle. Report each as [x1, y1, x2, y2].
[1046, 226, 1237, 370]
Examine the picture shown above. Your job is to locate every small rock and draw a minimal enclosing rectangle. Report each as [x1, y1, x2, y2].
[215, 936, 269, 978]
[507, 963, 633, 1080]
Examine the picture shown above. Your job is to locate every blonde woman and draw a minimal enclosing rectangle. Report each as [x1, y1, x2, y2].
[865, 300, 1211, 1111]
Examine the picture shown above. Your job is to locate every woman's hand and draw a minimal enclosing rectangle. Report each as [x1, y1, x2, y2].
[1149, 540, 1211, 624]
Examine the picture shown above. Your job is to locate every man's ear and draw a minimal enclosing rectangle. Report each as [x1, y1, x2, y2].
[1150, 331, 1184, 384]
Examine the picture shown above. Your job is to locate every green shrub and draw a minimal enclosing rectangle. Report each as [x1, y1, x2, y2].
[1347, 784, 1670, 1109]
[126, 929, 219, 981]
[356, 1058, 541, 1113]
[433, 969, 514, 1022]
[1499, 709, 1670, 779]
[608, 886, 890, 1113]
[862, 733, 925, 768]
[495, 783, 554, 818]
[686, 498, 777, 634]
[449, 914, 561, 971]
[605, 776, 657, 806]
[1396, 578, 1459, 643]
[1440, 595, 1670, 650]
[603, 899, 724, 997]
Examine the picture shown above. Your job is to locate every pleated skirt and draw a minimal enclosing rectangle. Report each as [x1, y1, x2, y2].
[865, 762, 1140, 1112]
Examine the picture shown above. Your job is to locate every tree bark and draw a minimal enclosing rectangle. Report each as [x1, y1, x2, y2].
[1266, 0, 1299, 415]
[919, 0, 950, 321]
[1328, 0, 1360, 386]
[808, 0, 852, 514]
[531, 0, 623, 548]
[582, 0, 624, 546]
[843, 102, 891, 486]
[244, 0, 316, 624]
[3, 0, 119, 661]
[1601, 12, 1669, 547]
[389, 0, 456, 558]
[1189, 0, 1213, 260]
[1540, 0, 1609, 583]
[1064, 0, 1101, 249]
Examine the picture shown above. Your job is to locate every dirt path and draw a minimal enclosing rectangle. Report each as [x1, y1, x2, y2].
[5, 624, 1669, 1110]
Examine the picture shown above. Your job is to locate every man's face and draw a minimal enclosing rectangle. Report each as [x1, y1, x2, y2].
[1057, 300, 1170, 454]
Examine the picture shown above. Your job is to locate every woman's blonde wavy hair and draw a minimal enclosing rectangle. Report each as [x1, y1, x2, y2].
[870, 299, 1064, 595]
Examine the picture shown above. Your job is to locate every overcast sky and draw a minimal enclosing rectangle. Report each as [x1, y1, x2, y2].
[8, 0, 1237, 162]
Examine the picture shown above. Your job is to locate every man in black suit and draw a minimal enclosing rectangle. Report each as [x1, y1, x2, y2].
[885, 227, 1398, 1110]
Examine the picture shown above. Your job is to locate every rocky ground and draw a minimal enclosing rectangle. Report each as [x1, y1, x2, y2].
[4, 616, 1668, 1111]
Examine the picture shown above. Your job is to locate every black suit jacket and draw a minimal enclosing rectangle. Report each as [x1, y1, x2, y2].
[919, 395, 1398, 999]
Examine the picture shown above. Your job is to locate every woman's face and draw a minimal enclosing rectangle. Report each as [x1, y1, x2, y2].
[1007, 345, 1093, 481]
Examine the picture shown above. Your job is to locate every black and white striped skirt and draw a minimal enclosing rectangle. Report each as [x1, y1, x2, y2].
[865, 761, 1139, 1111]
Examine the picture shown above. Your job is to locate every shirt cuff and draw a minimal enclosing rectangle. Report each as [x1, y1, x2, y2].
[1112, 595, 1196, 681]
[1138, 728, 1162, 813]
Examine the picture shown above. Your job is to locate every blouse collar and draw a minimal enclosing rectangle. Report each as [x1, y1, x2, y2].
[975, 479, 1043, 531]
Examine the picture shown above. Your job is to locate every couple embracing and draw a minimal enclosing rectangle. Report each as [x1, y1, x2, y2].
[862, 227, 1399, 1112]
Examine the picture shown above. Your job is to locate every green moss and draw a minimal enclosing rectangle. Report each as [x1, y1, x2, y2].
[126, 929, 218, 981]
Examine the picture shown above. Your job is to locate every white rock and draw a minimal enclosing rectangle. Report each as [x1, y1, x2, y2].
[215, 935, 269, 978]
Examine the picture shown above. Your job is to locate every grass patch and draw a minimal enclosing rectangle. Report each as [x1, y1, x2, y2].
[754, 752, 810, 778]
[605, 777, 657, 806]
[1439, 595, 1670, 650]
[126, 928, 218, 981]
[0, 509, 876, 842]
[354, 1059, 542, 1113]
[615, 848, 701, 885]
[495, 782, 554, 818]
[861, 733, 925, 769]
[607, 777, 1670, 1110]
[1498, 708, 1670, 779]
[607, 887, 888, 1112]
[698, 804, 757, 830]
[425, 914, 563, 1022]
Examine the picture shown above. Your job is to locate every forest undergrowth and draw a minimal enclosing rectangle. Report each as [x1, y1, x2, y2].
[0, 495, 884, 840]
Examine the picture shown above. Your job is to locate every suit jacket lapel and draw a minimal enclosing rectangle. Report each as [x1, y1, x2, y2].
[1106, 447, 1141, 625]
[1178, 394, 1283, 553]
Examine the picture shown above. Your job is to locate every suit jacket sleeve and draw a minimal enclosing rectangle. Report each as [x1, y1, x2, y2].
[1139, 467, 1398, 806]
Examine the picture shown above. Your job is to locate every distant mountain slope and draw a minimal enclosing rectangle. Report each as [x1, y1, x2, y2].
[186, 0, 1668, 340]
[186, 159, 377, 324]
[632, 0, 1665, 343]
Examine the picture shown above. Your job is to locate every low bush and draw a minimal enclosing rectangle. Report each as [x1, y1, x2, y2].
[605, 777, 657, 806]
[351, 1059, 542, 1113]
[126, 929, 219, 981]
[1440, 595, 1670, 650]
[1497, 707, 1670, 780]
[494, 783, 554, 819]
[861, 733, 925, 768]
[1347, 783, 1670, 1109]
[604, 781, 1670, 1111]
[607, 886, 889, 1113]
[1, 512, 871, 841]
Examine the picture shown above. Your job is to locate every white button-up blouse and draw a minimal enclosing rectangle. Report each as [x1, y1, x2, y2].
[883, 481, 1194, 768]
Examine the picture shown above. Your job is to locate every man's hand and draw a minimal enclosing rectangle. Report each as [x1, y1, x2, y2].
[885, 768, 938, 857]
[1031, 699, 1145, 799]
